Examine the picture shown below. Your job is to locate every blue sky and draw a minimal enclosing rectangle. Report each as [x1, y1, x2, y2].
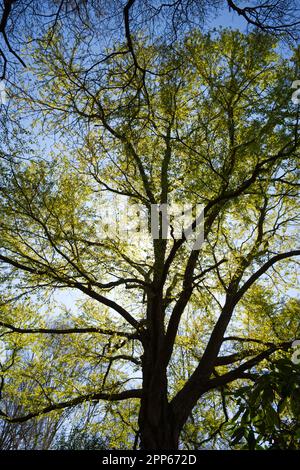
[3, 3, 298, 317]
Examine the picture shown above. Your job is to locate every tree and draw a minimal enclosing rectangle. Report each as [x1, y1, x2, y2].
[54, 427, 107, 450]
[0, 24, 299, 449]
[1, 0, 300, 80]
[53, 418, 108, 450]
[228, 358, 300, 449]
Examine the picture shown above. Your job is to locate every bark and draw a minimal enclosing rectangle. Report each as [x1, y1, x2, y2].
[138, 289, 180, 450]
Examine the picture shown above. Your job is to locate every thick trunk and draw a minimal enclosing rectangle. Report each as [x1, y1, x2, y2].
[138, 395, 180, 449]
[138, 347, 181, 449]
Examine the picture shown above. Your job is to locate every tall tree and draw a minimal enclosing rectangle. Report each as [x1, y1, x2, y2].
[0, 26, 299, 449]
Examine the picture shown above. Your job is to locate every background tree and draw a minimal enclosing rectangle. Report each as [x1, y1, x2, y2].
[0, 342, 66, 449]
[53, 425, 107, 450]
[1, 0, 300, 80]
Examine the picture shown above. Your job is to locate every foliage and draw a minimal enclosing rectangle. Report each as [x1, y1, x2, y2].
[53, 425, 107, 450]
[0, 15, 299, 449]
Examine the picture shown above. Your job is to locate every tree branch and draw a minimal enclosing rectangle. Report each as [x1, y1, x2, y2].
[207, 341, 293, 390]
[2, 388, 143, 423]
[0, 253, 140, 330]
[232, 250, 300, 306]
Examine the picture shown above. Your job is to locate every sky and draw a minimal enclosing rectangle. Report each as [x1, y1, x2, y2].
[52, 7, 246, 312]
[41, 6, 299, 315]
